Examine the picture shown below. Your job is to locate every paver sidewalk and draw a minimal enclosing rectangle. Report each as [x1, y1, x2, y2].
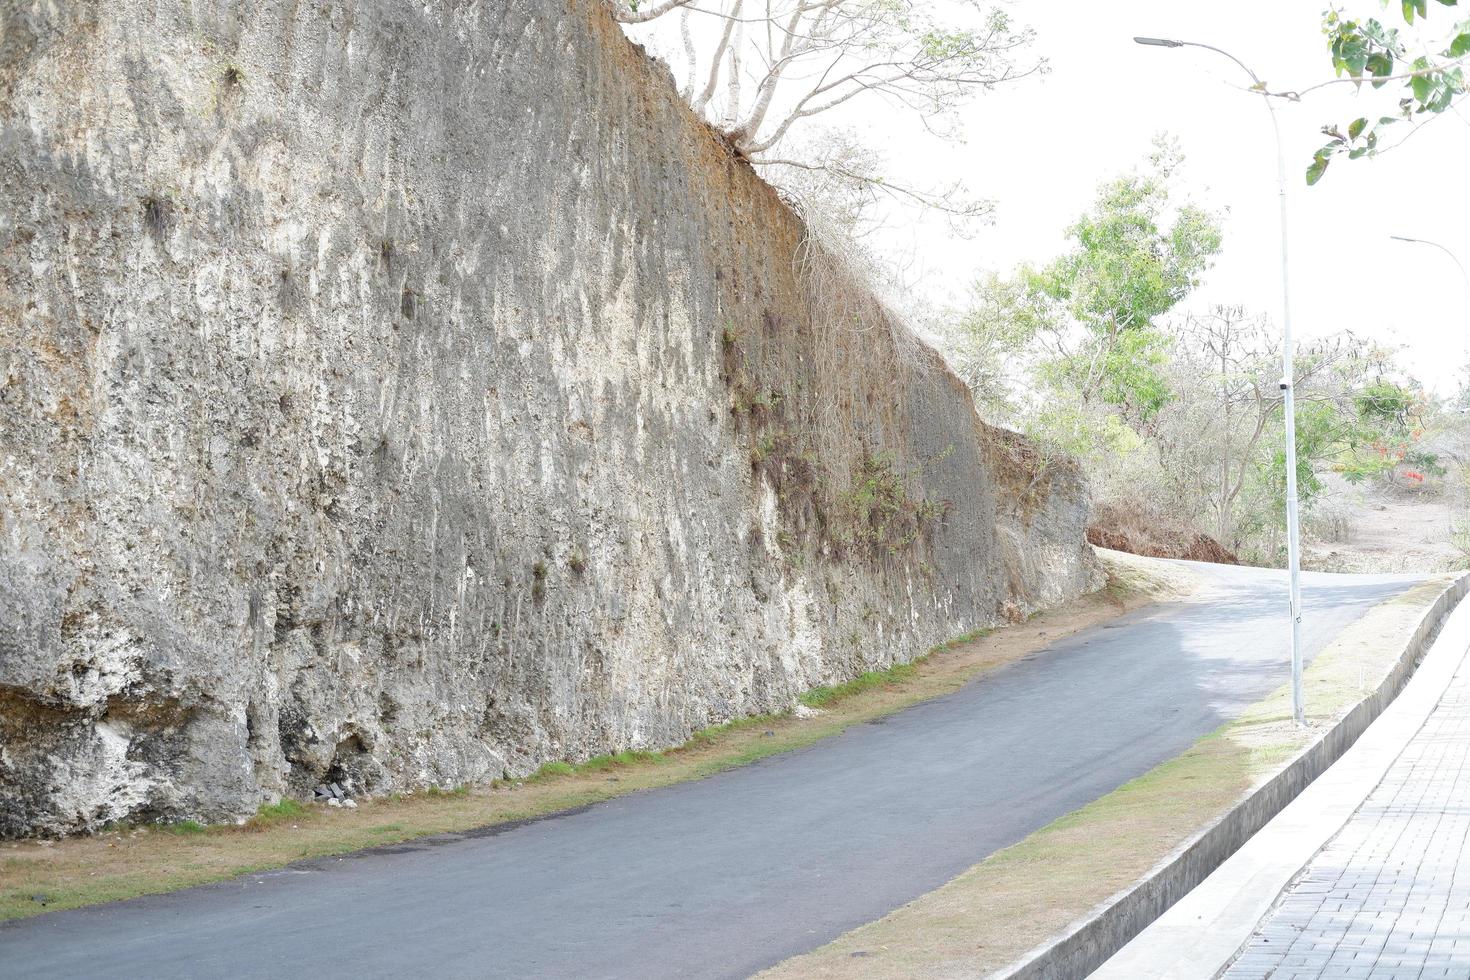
[1222, 650, 1470, 980]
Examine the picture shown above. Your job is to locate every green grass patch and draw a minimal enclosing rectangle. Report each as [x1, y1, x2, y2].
[164, 820, 207, 836]
[800, 662, 919, 708]
[683, 712, 782, 748]
[529, 761, 577, 781]
[529, 749, 670, 783]
[577, 750, 665, 772]
[795, 626, 993, 711]
[931, 627, 993, 653]
[249, 799, 306, 827]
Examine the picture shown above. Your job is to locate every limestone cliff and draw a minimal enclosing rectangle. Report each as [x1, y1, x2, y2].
[0, 0, 1099, 837]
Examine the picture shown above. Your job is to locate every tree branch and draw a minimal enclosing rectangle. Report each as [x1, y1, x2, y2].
[611, 0, 698, 25]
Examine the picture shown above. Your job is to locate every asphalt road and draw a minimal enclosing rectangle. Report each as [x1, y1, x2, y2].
[0, 562, 1425, 980]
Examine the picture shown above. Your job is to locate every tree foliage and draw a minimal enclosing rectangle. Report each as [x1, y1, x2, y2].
[946, 152, 1436, 563]
[1310, 0, 1470, 183]
[955, 144, 1223, 427]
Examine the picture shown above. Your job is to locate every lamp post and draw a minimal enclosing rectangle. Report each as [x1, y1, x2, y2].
[1390, 235, 1470, 297]
[1135, 36, 1305, 727]
[1392, 237, 1470, 386]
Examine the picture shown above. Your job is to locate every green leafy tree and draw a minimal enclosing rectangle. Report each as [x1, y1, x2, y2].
[1338, 378, 1442, 483]
[954, 144, 1223, 430]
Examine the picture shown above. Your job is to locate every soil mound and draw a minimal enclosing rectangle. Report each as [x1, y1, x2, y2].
[1087, 502, 1239, 565]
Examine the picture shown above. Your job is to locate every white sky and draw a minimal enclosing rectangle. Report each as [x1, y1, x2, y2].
[855, 0, 1470, 394]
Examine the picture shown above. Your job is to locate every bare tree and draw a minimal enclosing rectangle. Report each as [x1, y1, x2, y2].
[1159, 307, 1371, 551]
[713, 1, 1036, 156]
[1159, 307, 1279, 547]
[761, 128, 998, 227]
[618, 0, 1039, 226]
[610, 0, 699, 25]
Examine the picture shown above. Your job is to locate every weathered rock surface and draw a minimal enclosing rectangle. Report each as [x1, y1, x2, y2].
[0, 0, 1099, 837]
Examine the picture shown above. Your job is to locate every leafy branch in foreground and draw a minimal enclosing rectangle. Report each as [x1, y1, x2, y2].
[1308, 1, 1470, 183]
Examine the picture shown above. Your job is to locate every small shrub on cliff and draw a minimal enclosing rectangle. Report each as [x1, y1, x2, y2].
[531, 560, 548, 604]
[831, 452, 947, 558]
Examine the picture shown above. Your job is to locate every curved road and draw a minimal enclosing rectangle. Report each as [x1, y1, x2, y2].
[0, 563, 1425, 979]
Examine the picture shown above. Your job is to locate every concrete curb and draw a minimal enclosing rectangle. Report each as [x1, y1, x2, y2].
[1097, 575, 1470, 979]
[993, 572, 1470, 980]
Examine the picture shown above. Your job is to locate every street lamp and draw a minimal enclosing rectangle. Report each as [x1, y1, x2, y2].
[1135, 36, 1306, 727]
[1392, 237, 1470, 381]
[1389, 235, 1470, 296]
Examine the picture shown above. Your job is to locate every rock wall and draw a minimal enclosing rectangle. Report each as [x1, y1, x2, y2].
[0, 0, 1099, 837]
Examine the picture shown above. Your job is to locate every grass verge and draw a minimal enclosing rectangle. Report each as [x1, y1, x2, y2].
[0, 553, 1174, 923]
[757, 574, 1457, 980]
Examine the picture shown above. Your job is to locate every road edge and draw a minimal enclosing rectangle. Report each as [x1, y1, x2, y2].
[993, 571, 1470, 980]
[1095, 574, 1470, 978]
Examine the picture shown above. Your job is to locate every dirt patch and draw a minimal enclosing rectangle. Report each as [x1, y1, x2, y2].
[0, 553, 1182, 923]
[757, 575, 1456, 980]
[1303, 479, 1463, 574]
[1087, 501, 1239, 565]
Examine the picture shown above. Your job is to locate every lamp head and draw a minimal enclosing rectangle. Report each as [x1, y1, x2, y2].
[1134, 36, 1185, 47]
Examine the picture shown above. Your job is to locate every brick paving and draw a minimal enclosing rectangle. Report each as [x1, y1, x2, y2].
[1222, 652, 1470, 980]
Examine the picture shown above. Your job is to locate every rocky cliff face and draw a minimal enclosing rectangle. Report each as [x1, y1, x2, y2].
[0, 0, 1099, 837]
